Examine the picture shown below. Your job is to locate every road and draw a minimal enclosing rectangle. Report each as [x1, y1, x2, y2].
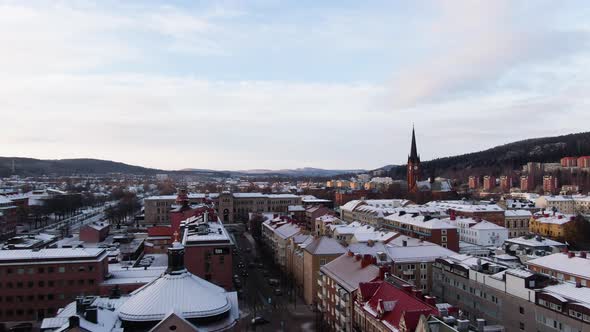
[231, 229, 316, 332]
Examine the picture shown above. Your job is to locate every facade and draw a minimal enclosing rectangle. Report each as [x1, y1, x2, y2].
[527, 252, 590, 286]
[272, 222, 302, 269]
[579, 156, 590, 168]
[306, 205, 331, 231]
[143, 192, 302, 225]
[0, 248, 108, 322]
[0, 196, 17, 240]
[561, 157, 578, 168]
[483, 176, 496, 192]
[450, 218, 509, 247]
[499, 176, 512, 192]
[382, 212, 459, 251]
[180, 212, 234, 290]
[318, 252, 381, 332]
[79, 222, 110, 243]
[468, 176, 480, 190]
[303, 237, 346, 305]
[543, 175, 559, 195]
[432, 255, 590, 332]
[521, 175, 533, 192]
[504, 210, 532, 238]
[529, 212, 574, 240]
[386, 241, 456, 292]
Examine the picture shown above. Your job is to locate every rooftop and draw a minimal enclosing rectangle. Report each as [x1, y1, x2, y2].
[0, 248, 106, 263]
[320, 253, 380, 292]
[527, 252, 590, 279]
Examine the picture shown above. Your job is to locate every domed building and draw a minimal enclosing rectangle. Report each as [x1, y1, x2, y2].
[40, 241, 239, 332]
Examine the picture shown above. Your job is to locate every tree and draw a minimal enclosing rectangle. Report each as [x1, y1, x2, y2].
[563, 215, 590, 250]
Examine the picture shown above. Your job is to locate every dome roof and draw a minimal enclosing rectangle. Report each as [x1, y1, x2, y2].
[118, 269, 231, 322]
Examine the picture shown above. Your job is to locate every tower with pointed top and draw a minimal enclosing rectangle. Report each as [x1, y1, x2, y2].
[407, 126, 421, 192]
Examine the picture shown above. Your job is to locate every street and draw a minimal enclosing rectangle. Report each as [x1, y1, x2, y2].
[231, 229, 316, 332]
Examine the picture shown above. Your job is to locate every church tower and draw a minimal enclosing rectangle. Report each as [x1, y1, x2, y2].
[407, 126, 421, 192]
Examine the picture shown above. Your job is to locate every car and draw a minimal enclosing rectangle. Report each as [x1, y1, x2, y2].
[268, 278, 280, 286]
[8, 323, 33, 332]
[240, 270, 249, 277]
[251, 316, 269, 325]
[248, 262, 256, 269]
[273, 288, 282, 296]
[262, 270, 270, 277]
[237, 262, 245, 269]
[245, 247, 252, 252]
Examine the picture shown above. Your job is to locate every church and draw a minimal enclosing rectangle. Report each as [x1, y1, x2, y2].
[405, 126, 455, 201]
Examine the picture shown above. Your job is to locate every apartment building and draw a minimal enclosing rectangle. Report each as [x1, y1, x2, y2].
[318, 252, 381, 332]
[527, 252, 590, 286]
[303, 237, 346, 305]
[529, 212, 574, 240]
[432, 255, 590, 332]
[504, 210, 532, 238]
[143, 191, 302, 225]
[0, 248, 108, 322]
[382, 211, 459, 251]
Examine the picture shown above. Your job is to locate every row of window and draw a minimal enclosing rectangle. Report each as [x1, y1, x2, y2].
[1, 278, 96, 289]
[0, 307, 57, 318]
[0, 293, 65, 302]
[0, 265, 95, 276]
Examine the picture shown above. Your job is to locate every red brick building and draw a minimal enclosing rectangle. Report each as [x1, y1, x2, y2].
[0, 248, 108, 322]
[335, 190, 371, 207]
[79, 223, 110, 243]
[543, 175, 559, 195]
[520, 175, 533, 191]
[483, 175, 496, 191]
[382, 212, 459, 251]
[499, 175, 512, 192]
[181, 212, 234, 290]
[468, 176, 480, 190]
[561, 157, 578, 167]
[0, 196, 17, 240]
[578, 156, 590, 168]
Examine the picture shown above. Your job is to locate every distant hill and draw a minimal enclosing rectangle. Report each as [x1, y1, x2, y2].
[0, 158, 164, 177]
[378, 131, 590, 179]
[236, 167, 366, 177]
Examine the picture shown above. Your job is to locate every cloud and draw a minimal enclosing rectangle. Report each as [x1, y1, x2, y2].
[383, 1, 589, 110]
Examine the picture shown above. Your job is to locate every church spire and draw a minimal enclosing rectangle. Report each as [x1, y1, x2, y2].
[409, 125, 419, 162]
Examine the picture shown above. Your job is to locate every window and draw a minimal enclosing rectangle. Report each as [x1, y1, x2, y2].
[519, 322, 524, 330]
[58, 267, 66, 273]
[320, 259, 327, 266]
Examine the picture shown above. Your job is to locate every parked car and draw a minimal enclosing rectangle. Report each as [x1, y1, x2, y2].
[268, 278, 280, 286]
[273, 288, 283, 296]
[251, 316, 269, 326]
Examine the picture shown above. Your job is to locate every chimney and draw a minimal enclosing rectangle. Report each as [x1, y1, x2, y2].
[379, 265, 389, 280]
[576, 281, 582, 288]
[568, 252, 575, 258]
[402, 284, 413, 293]
[558, 215, 563, 219]
[570, 216, 576, 221]
[367, 239, 374, 247]
[347, 250, 354, 257]
[412, 289, 423, 299]
[456, 319, 470, 332]
[424, 295, 436, 306]
[85, 306, 98, 324]
[69, 316, 80, 328]
[402, 240, 407, 247]
[355, 253, 362, 261]
[581, 251, 587, 259]
[476, 318, 486, 332]
[361, 254, 373, 268]
[450, 210, 456, 221]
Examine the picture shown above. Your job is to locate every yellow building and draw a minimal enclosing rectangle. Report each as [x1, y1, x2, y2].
[529, 212, 573, 239]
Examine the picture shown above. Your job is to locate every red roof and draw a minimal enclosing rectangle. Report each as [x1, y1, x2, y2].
[363, 281, 437, 331]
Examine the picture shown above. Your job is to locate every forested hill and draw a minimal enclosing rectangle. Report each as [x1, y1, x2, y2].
[382, 131, 590, 178]
[0, 158, 162, 177]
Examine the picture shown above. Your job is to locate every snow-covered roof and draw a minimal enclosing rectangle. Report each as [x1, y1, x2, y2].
[505, 210, 533, 217]
[274, 223, 301, 240]
[304, 237, 346, 255]
[386, 244, 456, 263]
[0, 248, 106, 262]
[527, 253, 590, 279]
[470, 220, 507, 230]
[542, 283, 590, 306]
[532, 213, 574, 225]
[288, 205, 306, 212]
[320, 254, 380, 292]
[384, 212, 457, 230]
[505, 236, 566, 248]
[118, 269, 232, 321]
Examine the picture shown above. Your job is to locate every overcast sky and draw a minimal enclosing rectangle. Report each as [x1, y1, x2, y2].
[2, 1, 590, 171]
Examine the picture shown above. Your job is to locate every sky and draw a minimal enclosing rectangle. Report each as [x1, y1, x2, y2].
[1, 0, 590, 171]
